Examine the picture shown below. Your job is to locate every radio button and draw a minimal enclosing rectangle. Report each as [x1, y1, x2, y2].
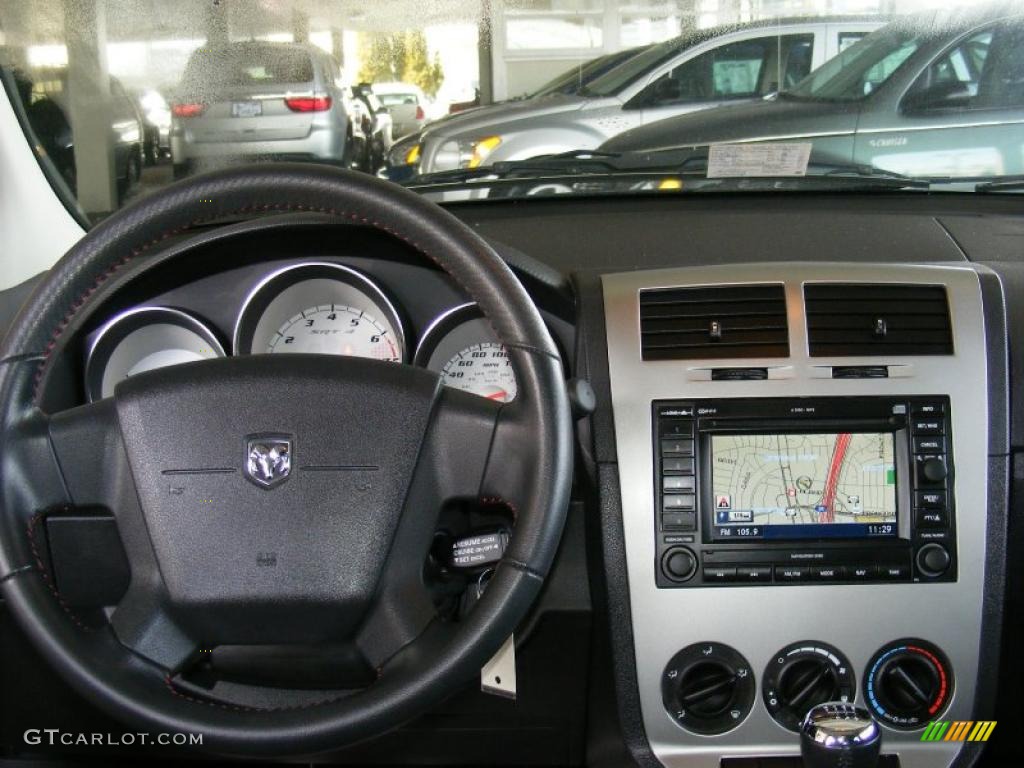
[703, 566, 736, 583]
[913, 436, 946, 455]
[661, 420, 694, 437]
[811, 565, 846, 581]
[663, 494, 695, 511]
[661, 511, 696, 531]
[662, 457, 694, 475]
[775, 566, 809, 582]
[916, 508, 948, 528]
[661, 438, 694, 457]
[878, 564, 910, 580]
[663, 476, 696, 492]
[911, 418, 944, 435]
[848, 565, 875, 580]
[912, 402, 945, 415]
[735, 565, 772, 582]
[915, 490, 947, 509]
[915, 456, 948, 485]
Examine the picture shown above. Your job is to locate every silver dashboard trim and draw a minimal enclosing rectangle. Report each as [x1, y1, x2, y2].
[413, 301, 477, 367]
[85, 306, 226, 403]
[231, 261, 408, 361]
[602, 262, 990, 768]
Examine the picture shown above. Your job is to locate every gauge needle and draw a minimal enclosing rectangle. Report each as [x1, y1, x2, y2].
[486, 390, 509, 401]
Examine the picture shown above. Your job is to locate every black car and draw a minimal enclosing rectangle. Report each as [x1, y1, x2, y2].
[601, 7, 1024, 180]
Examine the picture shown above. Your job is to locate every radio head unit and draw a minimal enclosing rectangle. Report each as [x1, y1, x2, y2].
[654, 398, 955, 588]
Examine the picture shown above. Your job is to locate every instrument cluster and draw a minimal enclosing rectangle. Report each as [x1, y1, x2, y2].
[85, 261, 530, 403]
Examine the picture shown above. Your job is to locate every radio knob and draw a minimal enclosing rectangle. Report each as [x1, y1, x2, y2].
[917, 544, 950, 577]
[663, 547, 697, 582]
[919, 457, 947, 483]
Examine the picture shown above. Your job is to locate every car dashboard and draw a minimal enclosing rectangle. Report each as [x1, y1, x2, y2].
[2, 191, 1021, 768]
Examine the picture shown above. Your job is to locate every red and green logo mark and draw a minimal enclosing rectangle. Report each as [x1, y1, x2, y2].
[921, 721, 996, 742]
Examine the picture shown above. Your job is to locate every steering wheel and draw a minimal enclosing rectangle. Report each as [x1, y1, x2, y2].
[0, 165, 572, 755]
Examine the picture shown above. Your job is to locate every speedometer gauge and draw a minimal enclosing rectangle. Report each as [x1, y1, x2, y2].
[415, 304, 520, 402]
[440, 342, 517, 402]
[85, 307, 225, 401]
[234, 262, 406, 361]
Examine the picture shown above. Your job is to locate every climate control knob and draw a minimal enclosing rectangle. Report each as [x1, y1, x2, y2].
[864, 639, 952, 729]
[764, 642, 856, 732]
[662, 642, 755, 735]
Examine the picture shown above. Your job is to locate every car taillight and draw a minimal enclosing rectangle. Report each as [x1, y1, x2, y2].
[171, 103, 204, 118]
[415, 105, 425, 120]
[285, 96, 332, 112]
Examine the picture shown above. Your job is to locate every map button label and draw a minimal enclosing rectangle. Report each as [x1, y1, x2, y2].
[848, 565, 876, 580]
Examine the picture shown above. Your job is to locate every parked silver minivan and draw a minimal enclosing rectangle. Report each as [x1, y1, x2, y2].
[414, 17, 881, 175]
[170, 42, 349, 178]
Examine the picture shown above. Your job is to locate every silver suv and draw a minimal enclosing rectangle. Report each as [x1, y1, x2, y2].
[415, 17, 881, 175]
[170, 42, 348, 178]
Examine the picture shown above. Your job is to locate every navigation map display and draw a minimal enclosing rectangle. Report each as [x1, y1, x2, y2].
[710, 432, 898, 539]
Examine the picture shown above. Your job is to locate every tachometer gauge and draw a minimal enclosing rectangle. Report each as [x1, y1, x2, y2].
[85, 307, 225, 401]
[415, 304, 517, 402]
[234, 262, 405, 362]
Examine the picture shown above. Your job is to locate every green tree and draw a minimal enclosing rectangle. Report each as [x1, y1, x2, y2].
[428, 52, 444, 98]
[357, 33, 399, 83]
[402, 31, 444, 97]
[357, 30, 444, 96]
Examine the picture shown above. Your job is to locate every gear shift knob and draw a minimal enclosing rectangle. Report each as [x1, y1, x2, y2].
[800, 702, 881, 768]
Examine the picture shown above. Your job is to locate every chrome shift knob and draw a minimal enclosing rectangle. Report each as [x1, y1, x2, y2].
[800, 702, 881, 768]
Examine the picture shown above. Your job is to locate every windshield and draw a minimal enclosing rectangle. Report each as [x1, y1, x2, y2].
[580, 37, 692, 97]
[2, 0, 1022, 226]
[784, 27, 922, 101]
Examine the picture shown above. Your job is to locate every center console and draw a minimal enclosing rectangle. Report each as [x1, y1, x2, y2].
[602, 263, 999, 768]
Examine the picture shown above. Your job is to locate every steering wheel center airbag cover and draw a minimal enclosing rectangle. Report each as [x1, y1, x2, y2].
[114, 353, 442, 645]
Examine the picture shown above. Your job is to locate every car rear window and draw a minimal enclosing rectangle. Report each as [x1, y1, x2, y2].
[378, 93, 418, 106]
[182, 45, 314, 89]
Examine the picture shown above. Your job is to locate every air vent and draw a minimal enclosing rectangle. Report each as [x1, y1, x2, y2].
[639, 285, 789, 361]
[804, 283, 953, 357]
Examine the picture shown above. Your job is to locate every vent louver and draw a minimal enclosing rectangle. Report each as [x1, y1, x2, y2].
[804, 283, 953, 357]
[639, 285, 789, 361]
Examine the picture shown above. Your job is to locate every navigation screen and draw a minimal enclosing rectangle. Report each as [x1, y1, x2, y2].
[710, 432, 897, 539]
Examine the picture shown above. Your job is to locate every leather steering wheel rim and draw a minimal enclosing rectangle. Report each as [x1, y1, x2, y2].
[0, 165, 572, 755]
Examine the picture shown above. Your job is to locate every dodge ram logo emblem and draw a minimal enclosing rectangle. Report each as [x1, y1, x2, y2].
[245, 435, 292, 489]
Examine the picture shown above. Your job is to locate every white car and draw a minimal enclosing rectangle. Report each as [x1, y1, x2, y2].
[373, 81, 431, 139]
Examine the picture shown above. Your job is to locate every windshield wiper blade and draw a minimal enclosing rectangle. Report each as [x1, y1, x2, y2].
[974, 175, 1024, 193]
[409, 150, 626, 185]
[406, 150, 931, 191]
